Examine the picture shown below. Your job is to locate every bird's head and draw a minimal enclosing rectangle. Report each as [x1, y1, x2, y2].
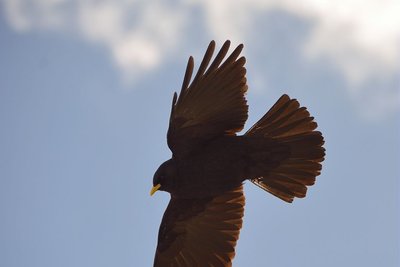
[150, 159, 177, 196]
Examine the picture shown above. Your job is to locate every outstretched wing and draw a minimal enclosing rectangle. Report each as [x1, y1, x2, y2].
[167, 40, 248, 157]
[154, 185, 245, 267]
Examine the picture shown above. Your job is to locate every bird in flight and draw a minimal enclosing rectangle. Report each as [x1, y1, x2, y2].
[150, 40, 325, 266]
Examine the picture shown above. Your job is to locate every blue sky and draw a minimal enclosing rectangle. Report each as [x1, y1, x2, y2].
[1, 1, 399, 266]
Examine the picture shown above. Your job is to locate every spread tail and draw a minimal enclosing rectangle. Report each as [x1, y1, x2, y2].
[245, 94, 325, 203]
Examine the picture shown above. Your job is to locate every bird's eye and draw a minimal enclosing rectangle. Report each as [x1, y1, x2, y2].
[153, 174, 164, 186]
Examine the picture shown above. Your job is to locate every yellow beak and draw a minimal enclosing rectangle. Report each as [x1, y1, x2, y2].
[150, 183, 161, 196]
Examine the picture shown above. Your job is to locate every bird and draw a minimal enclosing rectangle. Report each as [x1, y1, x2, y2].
[150, 40, 325, 267]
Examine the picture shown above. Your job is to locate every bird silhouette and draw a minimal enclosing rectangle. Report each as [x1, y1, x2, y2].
[151, 40, 325, 267]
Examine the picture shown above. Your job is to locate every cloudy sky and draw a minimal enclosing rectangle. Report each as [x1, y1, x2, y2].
[1, 0, 399, 266]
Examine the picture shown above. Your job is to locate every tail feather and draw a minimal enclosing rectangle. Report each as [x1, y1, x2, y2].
[245, 94, 325, 203]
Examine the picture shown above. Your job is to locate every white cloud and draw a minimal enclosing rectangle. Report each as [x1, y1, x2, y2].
[2, 0, 399, 118]
[290, 0, 400, 86]
[2, 0, 186, 82]
[199, 0, 400, 84]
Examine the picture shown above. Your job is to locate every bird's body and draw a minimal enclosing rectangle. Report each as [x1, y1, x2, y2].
[159, 134, 296, 199]
[151, 40, 325, 266]
[162, 136, 247, 198]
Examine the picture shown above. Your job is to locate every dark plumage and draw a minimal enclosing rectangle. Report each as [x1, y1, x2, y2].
[151, 40, 325, 266]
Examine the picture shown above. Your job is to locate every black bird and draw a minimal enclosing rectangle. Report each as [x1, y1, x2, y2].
[151, 40, 325, 266]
